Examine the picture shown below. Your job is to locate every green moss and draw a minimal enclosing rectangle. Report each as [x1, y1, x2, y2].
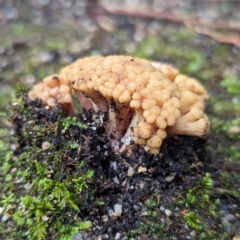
[1, 142, 93, 240]
[131, 173, 228, 239]
[220, 77, 240, 95]
[168, 29, 194, 42]
[184, 211, 202, 230]
[11, 22, 31, 36]
[179, 173, 237, 238]
[139, 221, 165, 238]
[199, 231, 228, 240]
[45, 39, 67, 51]
[134, 38, 161, 59]
[182, 173, 213, 209]
[133, 33, 206, 76]
[61, 116, 87, 131]
[0, 85, 95, 239]
[214, 44, 232, 58]
[225, 146, 240, 161]
[219, 171, 240, 198]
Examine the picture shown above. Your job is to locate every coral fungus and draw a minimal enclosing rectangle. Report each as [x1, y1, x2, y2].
[29, 55, 210, 154]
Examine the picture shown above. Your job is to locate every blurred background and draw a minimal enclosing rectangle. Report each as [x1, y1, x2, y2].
[1, 0, 240, 89]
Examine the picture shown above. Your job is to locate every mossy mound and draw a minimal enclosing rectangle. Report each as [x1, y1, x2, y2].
[0, 87, 238, 239]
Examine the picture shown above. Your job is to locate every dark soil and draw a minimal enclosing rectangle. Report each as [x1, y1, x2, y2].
[10, 94, 226, 240]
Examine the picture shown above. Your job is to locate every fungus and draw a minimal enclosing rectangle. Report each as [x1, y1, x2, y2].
[28, 74, 75, 116]
[29, 55, 210, 154]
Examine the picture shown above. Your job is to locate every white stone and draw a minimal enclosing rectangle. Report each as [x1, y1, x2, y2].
[113, 204, 122, 217]
[1, 212, 10, 222]
[190, 231, 196, 237]
[165, 172, 176, 182]
[41, 215, 49, 221]
[102, 215, 108, 222]
[113, 177, 119, 184]
[160, 206, 165, 211]
[42, 141, 51, 150]
[127, 167, 134, 176]
[165, 209, 172, 216]
[141, 211, 148, 216]
[108, 209, 113, 217]
[0, 207, 4, 215]
[114, 233, 121, 239]
[138, 166, 147, 173]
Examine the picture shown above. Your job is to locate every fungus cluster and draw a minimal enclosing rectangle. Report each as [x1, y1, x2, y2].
[29, 55, 210, 154]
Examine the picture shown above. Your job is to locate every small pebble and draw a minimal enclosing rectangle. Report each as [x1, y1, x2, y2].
[102, 215, 108, 222]
[1, 212, 10, 222]
[108, 209, 113, 217]
[24, 75, 36, 84]
[114, 233, 121, 239]
[141, 211, 148, 216]
[160, 206, 165, 211]
[0, 207, 4, 215]
[10, 168, 17, 174]
[102, 234, 109, 239]
[127, 167, 134, 176]
[138, 166, 147, 173]
[113, 204, 122, 217]
[144, 146, 149, 151]
[72, 231, 92, 240]
[42, 141, 51, 150]
[190, 230, 196, 237]
[113, 177, 119, 184]
[23, 183, 32, 191]
[184, 223, 189, 229]
[10, 144, 17, 150]
[165, 172, 176, 182]
[129, 185, 134, 190]
[165, 209, 172, 216]
[223, 213, 236, 222]
[133, 205, 140, 211]
[122, 179, 127, 186]
[139, 182, 146, 189]
[38, 51, 54, 63]
[41, 215, 49, 221]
